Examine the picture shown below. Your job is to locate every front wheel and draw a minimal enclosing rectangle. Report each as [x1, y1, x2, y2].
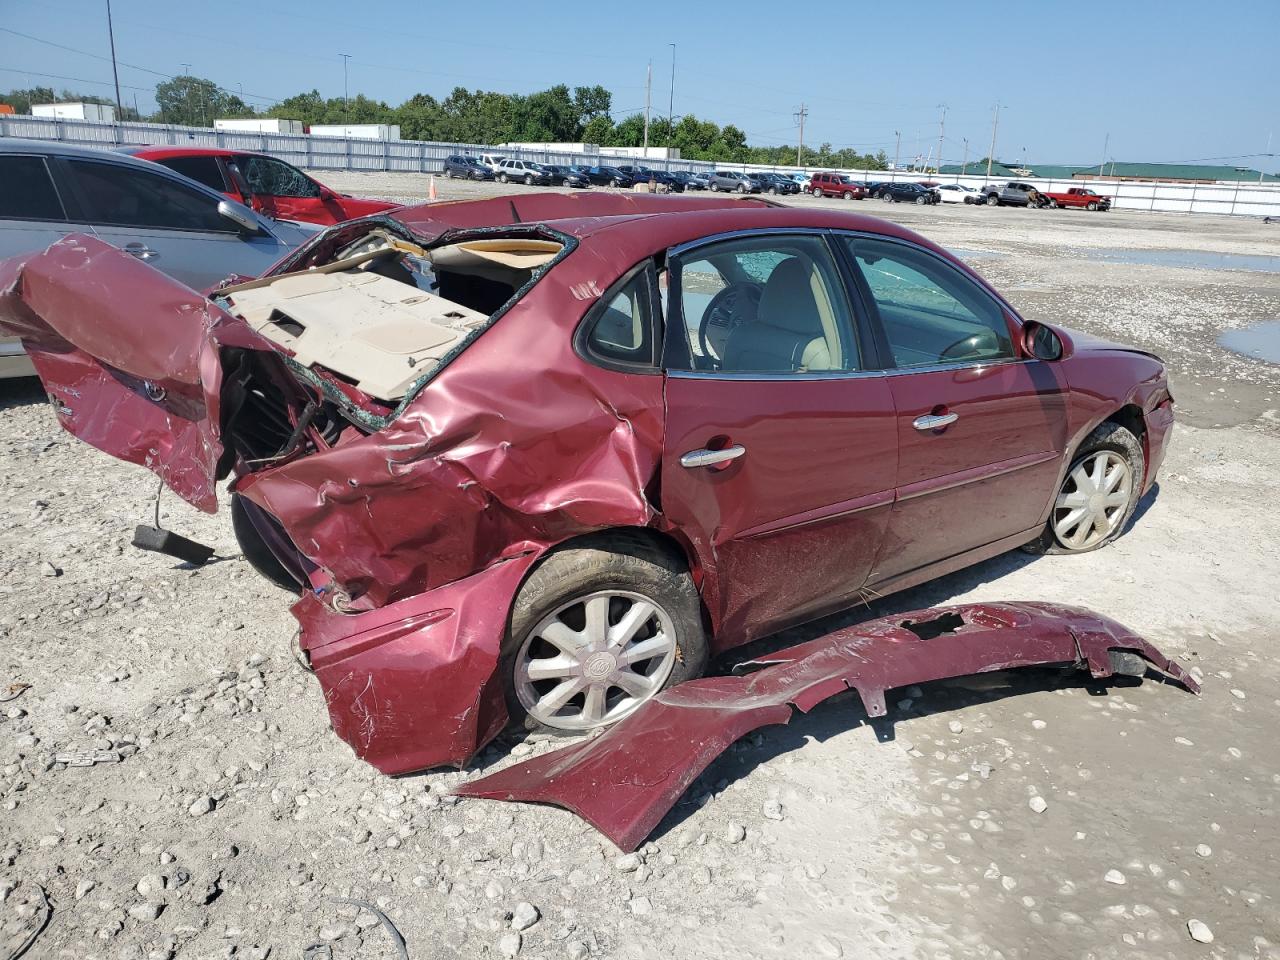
[502, 535, 709, 733]
[1023, 422, 1144, 555]
[524, 174, 534, 186]
[444, 168, 454, 179]
[737, 183, 747, 193]
[498, 173, 509, 184]
[986, 194, 999, 205]
[1086, 201, 1099, 211]
[842, 190, 853, 200]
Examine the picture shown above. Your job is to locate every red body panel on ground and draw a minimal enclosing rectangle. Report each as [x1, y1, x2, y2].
[454, 602, 1199, 851]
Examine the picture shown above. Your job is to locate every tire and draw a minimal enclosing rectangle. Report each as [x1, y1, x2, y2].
[1086, 201, 1099, 211]
[737, 183, 747, 193]
[501, 533, 710, 733]
[524, 174, 534, 186]
[812, 187, 822, 197]
[230, 495, 303, 593]
[768, 186, 778, 195]
[842, 190, 853, 200]
[1022, 421, 1145, 555]
[710, 182, 719, 192]
[498, 173, 509, 184]
[444, 168, 454, 179]
[986, 193, 999, 205]
[915, 195, 926, 205]
[563, 179, 572, 187]
[881, 192, 894, 202]
[1047, 199, 1058, 208]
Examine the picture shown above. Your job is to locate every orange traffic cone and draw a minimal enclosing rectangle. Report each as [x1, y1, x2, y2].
[428, 175, 438, 201]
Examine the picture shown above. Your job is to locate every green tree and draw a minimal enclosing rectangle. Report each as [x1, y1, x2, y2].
[155, 75, 251, 126]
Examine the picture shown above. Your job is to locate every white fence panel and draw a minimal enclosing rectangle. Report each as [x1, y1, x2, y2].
[3, 114, 1278, 217]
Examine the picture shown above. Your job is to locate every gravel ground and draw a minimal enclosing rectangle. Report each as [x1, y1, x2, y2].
[2, 176, 1279, 960]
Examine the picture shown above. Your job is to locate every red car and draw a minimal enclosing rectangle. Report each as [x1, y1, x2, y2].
[126, 147, 399, 226]
[0, 192, 1173, 775]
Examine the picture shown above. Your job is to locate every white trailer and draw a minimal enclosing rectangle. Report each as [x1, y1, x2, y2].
[213, 118, 304, 135]
[32, 102, 116, 123]
[309, 124, 401, 141]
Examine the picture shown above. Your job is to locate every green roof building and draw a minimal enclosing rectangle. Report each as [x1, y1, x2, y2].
[939, 159, 1278, 183]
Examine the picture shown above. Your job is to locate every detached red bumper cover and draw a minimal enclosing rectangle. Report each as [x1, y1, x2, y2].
[454, 602, 1199, 851]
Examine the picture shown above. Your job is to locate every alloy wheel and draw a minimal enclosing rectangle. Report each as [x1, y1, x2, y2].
[1052, 450, 1133, 550]
[513, 590, 678, 731]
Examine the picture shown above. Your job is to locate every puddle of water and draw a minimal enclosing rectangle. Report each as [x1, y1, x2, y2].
[1083, 248, 1280, 273]
[1219, 321, 1280, 363]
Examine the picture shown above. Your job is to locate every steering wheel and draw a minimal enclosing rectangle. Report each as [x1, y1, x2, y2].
[698, 282, 763, 365]
[939, 331, 996, 360]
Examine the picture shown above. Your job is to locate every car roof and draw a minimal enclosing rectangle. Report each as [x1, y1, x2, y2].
[0, 137, 245, 178]
[123, 146, 239, 160]
[392, 193, 950, 269]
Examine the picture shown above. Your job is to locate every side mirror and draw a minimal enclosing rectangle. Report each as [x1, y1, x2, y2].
[218, 199, 264, 235]
[1022, 320, 1069, 361]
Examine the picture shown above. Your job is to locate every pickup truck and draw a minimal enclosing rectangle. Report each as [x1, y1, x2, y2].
[1041, 187, 1112, 211]
[980, 181, 1045, 207]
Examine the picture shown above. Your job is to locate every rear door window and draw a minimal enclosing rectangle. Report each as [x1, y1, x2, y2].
[64, 160, 233, 232]
[0, 155, 67, 221]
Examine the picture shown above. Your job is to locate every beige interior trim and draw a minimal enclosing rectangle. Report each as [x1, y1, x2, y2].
[805, 261, 844, 369]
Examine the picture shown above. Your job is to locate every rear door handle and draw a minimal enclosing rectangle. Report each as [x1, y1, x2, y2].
[680, 444, 746, 469]
[913, 412, 959, 431]
[123, 242, 159, 261]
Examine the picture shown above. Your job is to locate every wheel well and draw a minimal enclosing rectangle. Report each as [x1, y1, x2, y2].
[1104, 404, 1146, 442]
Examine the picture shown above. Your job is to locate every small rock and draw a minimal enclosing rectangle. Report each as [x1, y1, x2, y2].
[567, 942, 589, 960]
[1031, 719, 1047, 730]
[1104, 869, 1126, 885]
[1029, 796, 1048, 814]
[948, 720, 964, 734]
[615, 853, 641, 873]
[127, 902, 164, 922]
[1195, 843, 1212, 858]
[511, 902, 539, 931]
[629, 896, 653, 916]
[499, 932, 522, 957]
[188, 796, 215, 817]
[75, 879, 96, 900]
[1187, 919, 1214, 943]
[762, 798, 784, 821]
[724, 823, 746, 844]
[1229, 689, 1245, 700]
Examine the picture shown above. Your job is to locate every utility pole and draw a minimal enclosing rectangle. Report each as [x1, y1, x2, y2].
[1262, 131, 1273, 184]
[667, 43, 676, 150]
[340, 54, 351, 122]
[105, 0, 123, 118]
[1099, 132, 1109, 177]
[794, 103, 807, 167]
[893, 130, 900, 171]
[642, 60, 651, 155]
[961, 137, 969, 176]
[986, 103, 1001, 179]
[935, 104, 947, 174]
[180, 62, 191, 75]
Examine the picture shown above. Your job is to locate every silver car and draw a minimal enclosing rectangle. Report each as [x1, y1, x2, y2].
[0, 139, 319, 379]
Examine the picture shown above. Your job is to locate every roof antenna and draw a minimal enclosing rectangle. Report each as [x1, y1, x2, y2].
[131, 478, 215, 566]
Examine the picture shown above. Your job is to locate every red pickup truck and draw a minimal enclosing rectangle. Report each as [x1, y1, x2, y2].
[1042, 187, 1112, 211]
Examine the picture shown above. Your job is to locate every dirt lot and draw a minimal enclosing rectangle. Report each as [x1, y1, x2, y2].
[2, 175, 1279, 960]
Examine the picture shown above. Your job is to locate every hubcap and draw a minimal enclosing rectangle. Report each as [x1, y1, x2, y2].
[1052, 451, 1132, 549]
[514, 590, 677, 731]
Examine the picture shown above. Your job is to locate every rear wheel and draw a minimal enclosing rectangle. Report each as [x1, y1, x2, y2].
[1023, 422, 1144, 555]
[502, 534, 709, 733]
[915, 195, 926, 204]
[881, 191, 894, 202]
[812, 187, 822, 197]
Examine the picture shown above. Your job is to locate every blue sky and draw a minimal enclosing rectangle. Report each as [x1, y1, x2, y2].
[2, 0, 1277, 171]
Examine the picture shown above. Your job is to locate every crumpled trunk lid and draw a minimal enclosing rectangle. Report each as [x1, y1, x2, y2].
[0, 235, 275, 512]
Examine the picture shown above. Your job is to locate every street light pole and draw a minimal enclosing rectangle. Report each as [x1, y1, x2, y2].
[961, 137, 969, 176]
[340, 53, 351, 122]
[935, 104, 947, 174]
[1099, 131, 1109, 177]
[642, 60, 652, 155]
[667, 43, 676, 150]
[893, 130, 900, 172]
[986, 103, 1001, 179]
[105, 0, 123, 118]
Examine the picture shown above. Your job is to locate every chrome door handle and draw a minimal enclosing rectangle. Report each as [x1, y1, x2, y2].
[680, 444, 746, 469]
[124, 242, 159, 260]
[913, 412, 959, 431]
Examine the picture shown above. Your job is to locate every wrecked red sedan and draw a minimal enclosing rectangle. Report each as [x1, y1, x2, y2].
[0, 192, 1175, 774]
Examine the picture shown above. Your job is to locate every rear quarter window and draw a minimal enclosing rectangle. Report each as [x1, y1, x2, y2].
[156, 155, 228, 192]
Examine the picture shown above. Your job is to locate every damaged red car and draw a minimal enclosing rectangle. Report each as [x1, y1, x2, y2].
[0, 192, 1175, 775]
